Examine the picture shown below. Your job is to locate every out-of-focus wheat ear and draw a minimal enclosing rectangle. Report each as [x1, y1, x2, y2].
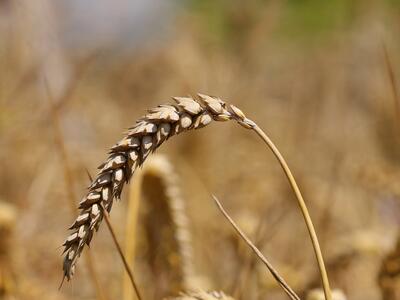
[165, 290, 235, 300]
[378, 236, 400, 300]
[123, 155, 196, 300]
[306, 289, 347, 300]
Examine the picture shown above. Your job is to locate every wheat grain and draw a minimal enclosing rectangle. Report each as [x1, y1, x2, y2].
[62, 93, 332, 300]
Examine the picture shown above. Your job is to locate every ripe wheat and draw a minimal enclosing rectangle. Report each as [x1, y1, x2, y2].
[123, 155, 196, 299]
[167, 290, 235, 300]
[62, 93, 332, 300]
[62, 94, 252, 280]
[378, 236, 400, 300]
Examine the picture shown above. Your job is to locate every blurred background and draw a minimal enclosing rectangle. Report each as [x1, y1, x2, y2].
[0, 0, 400, 299]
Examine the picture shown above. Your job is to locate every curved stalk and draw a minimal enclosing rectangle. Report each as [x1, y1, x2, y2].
[251, 123, 332, 300]
[61, 93, 332, 300]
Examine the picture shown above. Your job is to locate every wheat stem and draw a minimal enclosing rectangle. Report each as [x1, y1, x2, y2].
[251, 124, 332, 300]
[100, 203, 143, 300]
[123, 172, 143, 300]
[213, 195, 300, 300]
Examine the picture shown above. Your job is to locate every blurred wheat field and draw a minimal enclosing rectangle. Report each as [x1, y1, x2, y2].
[0, 1, 400, 300]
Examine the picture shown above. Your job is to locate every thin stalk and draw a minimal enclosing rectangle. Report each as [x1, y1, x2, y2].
[251, 123, 332, 300]
[382, 42, 400, 124]
[123, 172, 143, 300]
[100, 203, 143, 300]
[382, 41, 400, 143]
[213, 195, 300, 300]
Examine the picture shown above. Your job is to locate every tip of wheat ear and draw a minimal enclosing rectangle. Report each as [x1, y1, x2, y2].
[62, 94, 254, 280]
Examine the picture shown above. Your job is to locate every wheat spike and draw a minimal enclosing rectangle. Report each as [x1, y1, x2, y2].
[123, 155, 196, 299]
[306, 289, 347, 300]
[378, 237, 400, 300]
[62, 94, 252, 280]
[166, 290, 235, 300]
[62, 94, 331, 300]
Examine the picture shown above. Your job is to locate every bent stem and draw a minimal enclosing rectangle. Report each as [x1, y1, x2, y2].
[250, 123, 332, 300]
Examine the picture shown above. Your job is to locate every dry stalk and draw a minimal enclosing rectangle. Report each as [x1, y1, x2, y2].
[382, 41, 400, 129]
[0, 201, 17, 297]
[381, 41, 400, 158]
[251, 125, 332, 300]
[213, 195, 300, 300]
[230, 204, 288, 299]
[123, 155, 195, 300]
[123, 171, 142, 300]
[100, 203, 143, 300]
[62, 93, 331, 300]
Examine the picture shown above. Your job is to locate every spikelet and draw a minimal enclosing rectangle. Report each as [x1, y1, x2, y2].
[62, 94, 253, 280]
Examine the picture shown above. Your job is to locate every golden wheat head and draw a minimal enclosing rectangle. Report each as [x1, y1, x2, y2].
[166, 290, 235, 300]
[62, 94, 253, 280]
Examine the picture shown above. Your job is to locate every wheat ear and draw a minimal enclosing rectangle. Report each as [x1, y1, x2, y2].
[166, 290, 235, 300]
[62, 94, 331, 300]
[378, 236, 400, 300]
[123, 155, 195, 299]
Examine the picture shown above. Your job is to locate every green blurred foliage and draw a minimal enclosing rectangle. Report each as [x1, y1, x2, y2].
[187, 0, 399, 47]
[187, 0, 266, 48]
[280, 0, 356, 37]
